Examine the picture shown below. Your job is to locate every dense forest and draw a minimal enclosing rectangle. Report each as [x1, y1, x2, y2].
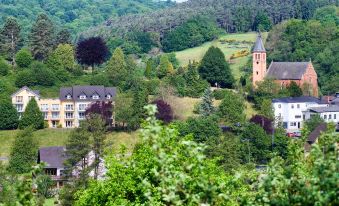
[0, 0, 174, 40]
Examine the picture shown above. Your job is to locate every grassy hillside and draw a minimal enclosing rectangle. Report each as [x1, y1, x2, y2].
[175, 32, 268, 79]
[0, 129, 139, 159]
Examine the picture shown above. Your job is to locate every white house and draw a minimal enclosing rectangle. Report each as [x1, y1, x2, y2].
[303, 105, 339, 126]
[272, 96, 327, 131]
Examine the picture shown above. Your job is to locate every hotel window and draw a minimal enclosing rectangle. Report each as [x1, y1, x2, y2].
[334, 114, 337, 119]
[43, 112, 48, 120]
[52, 104, 60, 111]
[52, 112, 60, 119]
[329, 115, 332, 120]
[92, 95, 99, 100]
[40, 104, 49, 111]
[65, 104, 74, 111]
[324, 115, 327, 119]
[291, 104, 294, 109]
[65, 112, 74, 119]
[78, 112, 86, 120]
[16, 104, 23, 112]
[78, 104, 87, 111]
[16, 96, 23, 103]
[297, 104, 300, 109]
[80, 95, 87, 100]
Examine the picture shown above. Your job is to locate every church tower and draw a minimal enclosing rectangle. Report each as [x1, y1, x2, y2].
[252, 33, 267, 88]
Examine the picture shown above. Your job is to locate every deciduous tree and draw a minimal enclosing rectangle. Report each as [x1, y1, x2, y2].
[15, 48, 33, 68]
[218, 90, 246, 125]
[76, 37, 108, 68]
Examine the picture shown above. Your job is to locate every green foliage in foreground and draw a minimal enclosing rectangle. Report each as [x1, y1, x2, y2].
[76, 105, 247, 205]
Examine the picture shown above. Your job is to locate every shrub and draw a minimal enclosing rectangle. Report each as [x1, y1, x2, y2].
[151, 99, 174, 124]
[15, 48, 33, 68]
[0, 58, 10, 76]
[15, 70, 36, 87]
[212, 89, 228, 100]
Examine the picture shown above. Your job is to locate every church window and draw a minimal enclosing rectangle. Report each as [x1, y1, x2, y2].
[256, 61, 259, 65]
[256, 71, 259, 75]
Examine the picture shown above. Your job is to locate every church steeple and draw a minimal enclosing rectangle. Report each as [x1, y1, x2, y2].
[252, 32, 267, 88]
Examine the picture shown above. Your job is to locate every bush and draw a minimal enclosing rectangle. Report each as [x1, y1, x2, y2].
[30, 62, 56, 86]
[212, 89, 228, 100]
[0, 58, 10, 76]
[90, 73, 111, 87]
[15, 70, 36, 87]
[151, 99, 174, 124]
[15, 48, 33, 68]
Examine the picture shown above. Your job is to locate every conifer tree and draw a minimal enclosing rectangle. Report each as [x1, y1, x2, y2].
[199, 88, 215, 116]
[183, 62, 209, 97]
[8, 127, 39, 174]
[199, 46, 234, 88]
[30, 14, 55, 61]
[145, 58, 154, 79]
[19, 98, 44, 130]
[106, 47, 127, 86]
[157, 55, 174, 78]
[0, 98, 19, 130]
[55, 29, 71, 45]
[0, 17, 21, 66]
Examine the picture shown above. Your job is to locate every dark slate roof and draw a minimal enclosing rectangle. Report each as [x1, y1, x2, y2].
[253, 33, 266, 52]
[331, 97, 339, 105]
[266, 62, 310, 80]
[272, 96, 320, 103]
[38, 147, 66, 169]
[307, 123, 327, 145]
[59, 86, 117, 101]
[309, 105, 339, 113]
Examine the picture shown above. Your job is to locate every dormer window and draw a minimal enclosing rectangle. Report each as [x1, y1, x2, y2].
[106, 94, 111, 99]
[66, 95, 72, 100]
[80, 95, 87, 100]
[93, 95, 99, 100]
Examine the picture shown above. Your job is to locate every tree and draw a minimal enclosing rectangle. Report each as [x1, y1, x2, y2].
[8, 127, 39, 174]
[250, 115, 274, 134]
[85, 101, 113, 126]
[129, 83, 149, 129]
[183, 62, 209, 97]
[199, 87, 215, 116]
[15, 48, 33, 68]
[0, 17, 21, 66]
[145, 58, 155, 79]
[287, 81, 303, 97]
[76, 37, 108, 68]
[55, 29, 71, 45]
[30, 61, 56, 86]
[30, 14, 55, 60]
[151, 99, 173, 124]
[19, 98, 44, 130]
[0, 57, 10, 76]
[15, 69, 37, 87]
[218, 90, 246, 125]
[304, 114, 325, 132]
[76, 105, 245, 205]
[199, 46, 234, 88]
[253, 11, 272, 31]
[48, 44, 75, 71]
[114, 93, 134, 129]
[241, 123, 271, 164]
[106, 47, 127, 86]
[259, 98, 274, 119]
[179, 116, 222, 143]
[0, 98, 19, 130]
[205, 132, 242, 172]
[157, 55, 174, 78]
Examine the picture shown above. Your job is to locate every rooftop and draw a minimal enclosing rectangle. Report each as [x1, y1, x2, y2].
[266, 62, 310, 80]
[60, 85, 117, 101]
[38, 146, 66, 169]
[272, 96, 321, 103]
[253, 33, 266, 52]
[309, 105, 339, 113]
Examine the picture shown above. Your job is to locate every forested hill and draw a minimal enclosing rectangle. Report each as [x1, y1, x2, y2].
[81, 0, 338, 38]
[0, 0, 175, 37]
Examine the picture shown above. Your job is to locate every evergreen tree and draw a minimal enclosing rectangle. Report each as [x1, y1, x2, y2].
[218, 90, 246, 125]
[0, 57, 10, 76]
[130, 83, 149, 130]
[0, 17, 21, 66]
[19, 98, 44, 130]
[0, 98, 19, 130]
[199, 87, 214, 116]
[157, 55, 174, 78]
[199, 46, 234, 88]
[106, 47, 127, 86]
[30, 14, 55, 61]
[15, 48, 33, 68]
[55, 29, 72, 45]
[287, 81, 303, 97]
[8, 127, 39, 174]
[145, 58, 155, 79]
[183, 62, 209, 97]
[253, 11, 272, 31]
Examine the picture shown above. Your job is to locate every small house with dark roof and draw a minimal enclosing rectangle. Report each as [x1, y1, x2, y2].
[303, 105, 339, 131]
[304, 123, 327, 153]
[252, 33, 318, 96]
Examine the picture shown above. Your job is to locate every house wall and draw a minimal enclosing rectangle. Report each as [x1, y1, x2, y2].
[11, 88, 40, 117]
[304, 111, 339, 124]
[273, 101, 326, 131]
[39, 99, 62, 128]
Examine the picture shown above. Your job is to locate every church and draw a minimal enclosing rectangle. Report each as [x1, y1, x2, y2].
[252, 33, 319, 97]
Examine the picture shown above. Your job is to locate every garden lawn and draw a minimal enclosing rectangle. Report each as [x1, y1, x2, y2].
[175, 32, 268, 80]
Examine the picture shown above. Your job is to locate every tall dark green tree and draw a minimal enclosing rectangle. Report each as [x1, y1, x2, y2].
[199, 46, 234, 88]
[183, 62, 209, 97]
[106, 47, 127, 86]
[19, 98, 44, 130]
[0, 17, 21, 66]
[8, 127, 39, 174]
[0, 98, 19, 130]
[55, 29, 72, 45]
[130, 83, 149, 130]
[218, 90, 246, 125]
[30, 14, 55, 61]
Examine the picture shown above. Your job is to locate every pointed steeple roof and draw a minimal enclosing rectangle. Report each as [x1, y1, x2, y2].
[253, 32, 266, 52]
